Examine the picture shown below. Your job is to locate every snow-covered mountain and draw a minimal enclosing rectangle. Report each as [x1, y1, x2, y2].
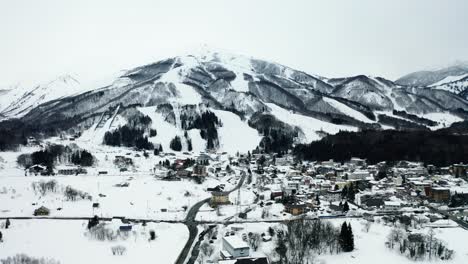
[0, 75, 83, 119]
[395, 61, 468, 87]
[4, 51, 468, 152]
[429, 76, 468, 99]
[395, 62, 468, 102]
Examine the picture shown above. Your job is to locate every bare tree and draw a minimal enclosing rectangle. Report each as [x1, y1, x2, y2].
[261, 207, 271, 219]
[199, 241, 214, 263]
[363, 220, 372, 233]
[248, 233, 261, 251]
[111, 245, 126, 255]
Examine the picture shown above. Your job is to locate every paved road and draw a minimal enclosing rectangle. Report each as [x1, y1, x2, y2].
[174, 170, 247, 264]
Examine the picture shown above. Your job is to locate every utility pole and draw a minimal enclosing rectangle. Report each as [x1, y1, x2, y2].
[236, 187, 241, 220]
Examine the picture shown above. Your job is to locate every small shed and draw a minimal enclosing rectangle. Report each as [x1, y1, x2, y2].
[119, 225, 133, 232]
[34, 206, 50, 216]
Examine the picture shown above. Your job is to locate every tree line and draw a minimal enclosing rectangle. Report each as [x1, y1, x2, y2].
[386, 228, 453, 261]
[181, 111, 221, 149]
[17, 144, 95, 172]
[275, 219, 354, 264]
[294, 129, 468, 166]
[103, 125, 154, 150]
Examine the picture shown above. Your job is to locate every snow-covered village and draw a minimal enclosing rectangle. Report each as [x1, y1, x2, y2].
[2, 137, 468, 263]
[2, 1, 468, 264]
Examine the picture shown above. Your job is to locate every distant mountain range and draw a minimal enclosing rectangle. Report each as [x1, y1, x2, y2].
[0, 75, 82, 119]
[2, 51, 468, 152]
[396, 61, 468, 100]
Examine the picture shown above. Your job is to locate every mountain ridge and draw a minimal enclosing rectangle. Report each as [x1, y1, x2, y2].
[1, 51, 468, 152]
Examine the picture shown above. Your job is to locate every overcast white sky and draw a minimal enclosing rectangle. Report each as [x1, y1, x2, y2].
[1, 0, 468, 88]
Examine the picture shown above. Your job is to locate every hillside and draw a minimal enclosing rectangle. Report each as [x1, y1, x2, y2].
[1, 51, 468, 153]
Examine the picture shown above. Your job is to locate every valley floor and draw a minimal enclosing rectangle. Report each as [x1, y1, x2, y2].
[0, 219, 187, 264]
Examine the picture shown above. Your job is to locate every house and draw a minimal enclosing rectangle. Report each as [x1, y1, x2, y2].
[275, 156, 289, 166]
[176, 169, 192, 177]
[284, 203, 307, 215]
[33, 206, 50, 216]
[57, 166, 86, 175]
[174, 159, 188, 170]
[452, 163, 467, 178]
[425, 187, 451, 203]
[270, 191, 283, 201]
[408, 178, 432, 193]
[219, 257, 269, 264]
[324, 190, 341, 201]
[349, 157, 366, 167]
[197, 153, 212, 164]
[210, 191, 231, 206]
[192, 164, 207, 177]
[384, 201, 402, 210]
[349, 170, 370, 180]
[283, 179, 300, 196]
[27, 164, 47, 175]
[360, 196, 385, 208]
[27, 136, 38, 145]
[222, 236, 250, 258]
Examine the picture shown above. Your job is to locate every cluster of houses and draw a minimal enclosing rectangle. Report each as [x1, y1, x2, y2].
[243, 154, 468, 216]
[155, 153, 232, 181]
[26, 164, 88, 176]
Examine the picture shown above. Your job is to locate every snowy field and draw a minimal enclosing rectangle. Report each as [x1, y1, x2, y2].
[197, 219, 468, 264]
[0, 175, 230, 220]
[319, 219, 468, 264]
[0, 219, 187, 264]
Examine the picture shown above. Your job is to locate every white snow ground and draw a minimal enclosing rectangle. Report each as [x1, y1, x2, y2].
[430, 74, 468, 87]
[0, 175, 223, 221]
[211, 109, 262, 153]
[0, 220, 187, 264]
[266, 103, 358, 142]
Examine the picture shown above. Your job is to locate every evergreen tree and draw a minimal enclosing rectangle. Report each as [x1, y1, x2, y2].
[339, 221, 355, 252]
[187, 139, 193, 151]
[341, 186, 348, 199]
[343, 201, 350, 212]
[170, 136, 182, 151]
[339, 222, 348, 251]
[87, 215, 99, 229]
[347, 222, 354, 251]
[347, 186, 356, 202]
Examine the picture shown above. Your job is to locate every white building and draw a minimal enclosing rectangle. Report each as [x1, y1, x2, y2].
[350, 157, 366, 167]
[283, 179, 301, 196]
[349, 170, 370, 180]
[223, 236, 250, 258]
[384, 201, 402, 210]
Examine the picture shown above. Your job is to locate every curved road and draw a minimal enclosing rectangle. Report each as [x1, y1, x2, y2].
[174, 170, 247, 264]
